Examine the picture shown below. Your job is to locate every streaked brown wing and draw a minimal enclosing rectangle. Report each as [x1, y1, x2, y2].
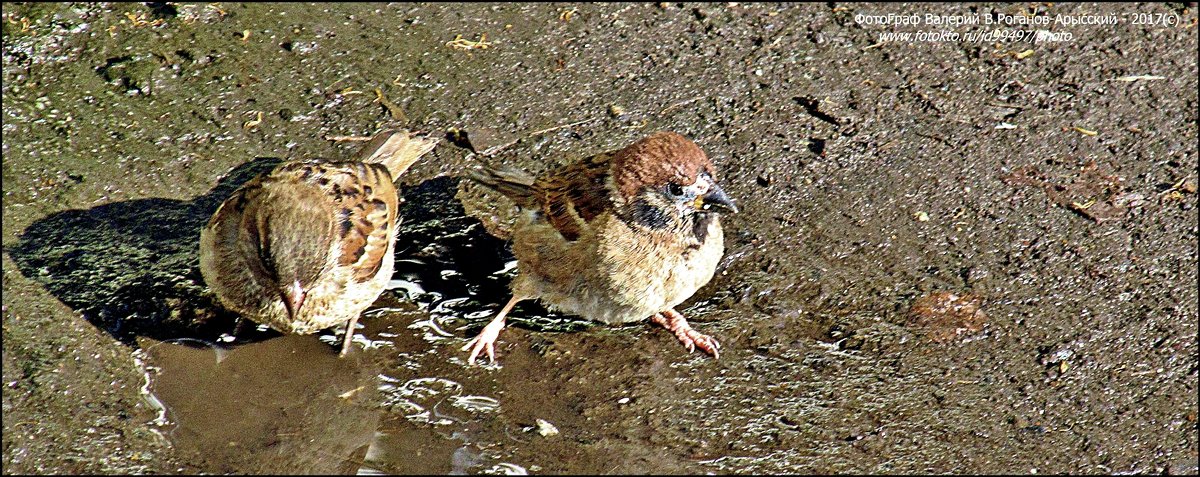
[278, 160, 399, 283]
[533, 151, 614, 241]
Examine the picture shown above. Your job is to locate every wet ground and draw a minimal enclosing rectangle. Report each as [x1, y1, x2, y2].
[3, 2, 1197, 474]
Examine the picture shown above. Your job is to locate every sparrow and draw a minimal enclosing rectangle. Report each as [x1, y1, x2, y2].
[199, 129, 439, 356]
[462, 131, 738, 364]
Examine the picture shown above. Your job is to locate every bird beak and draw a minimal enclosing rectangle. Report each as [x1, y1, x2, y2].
[281, 280, 306, 321]
[700, 183, 739, 214]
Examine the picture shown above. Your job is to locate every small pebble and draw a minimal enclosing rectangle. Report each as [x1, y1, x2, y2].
[535, 418, 558, 437]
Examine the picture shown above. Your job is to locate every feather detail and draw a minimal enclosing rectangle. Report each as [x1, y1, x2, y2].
[199, 129, 438, 344]
[471, 151, 614, 241]
[468, 164, 539, 208]
[353, 129, 440, 179]
[532, 151, 613, 241]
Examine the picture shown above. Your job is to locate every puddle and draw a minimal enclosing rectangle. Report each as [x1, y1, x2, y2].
[137, 334, 382, 474]
[4, 3, 1196, 474]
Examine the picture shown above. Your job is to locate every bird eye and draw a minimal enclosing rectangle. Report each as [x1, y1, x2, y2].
[666, 182, 684, 197]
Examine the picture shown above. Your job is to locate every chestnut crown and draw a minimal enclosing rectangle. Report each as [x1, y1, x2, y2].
[610, 132, 716, 199]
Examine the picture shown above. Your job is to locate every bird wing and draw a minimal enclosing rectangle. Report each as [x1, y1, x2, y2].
[532, 151, 615, 241]
[470, 151, 616, 242]
[264, 160, 400, 284]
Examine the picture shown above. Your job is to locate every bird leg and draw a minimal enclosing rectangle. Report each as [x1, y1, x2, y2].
[650, 309, 721, 359]
[227, 316, 247, 342]
[462, 295, 523, 364]
[339, 314, 360, 357]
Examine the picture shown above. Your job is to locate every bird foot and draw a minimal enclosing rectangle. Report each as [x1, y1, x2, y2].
[462, 316, 507, 365]
[651, 309, 720, 359]
[461, 296, 523, 365]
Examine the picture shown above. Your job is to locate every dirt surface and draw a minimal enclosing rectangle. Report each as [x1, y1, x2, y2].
[3, 2, 1197, 474]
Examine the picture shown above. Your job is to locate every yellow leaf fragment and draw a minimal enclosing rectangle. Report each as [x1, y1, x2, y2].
[125, 11, 164, 28]
[446, 33, 492, 50]
[243, 111, 263, 130]
[374, 88, 407, 122]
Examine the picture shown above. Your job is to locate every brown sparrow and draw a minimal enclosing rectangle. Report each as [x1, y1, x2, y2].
[462, 131, 738, 364]
[199, 130, 439, 356]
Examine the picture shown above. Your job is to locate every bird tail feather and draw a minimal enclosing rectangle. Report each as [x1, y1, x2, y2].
[355, 129, 440, 179]
[467, 164, 539, 207]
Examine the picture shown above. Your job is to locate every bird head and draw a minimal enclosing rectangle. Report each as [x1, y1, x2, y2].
[611, 132, 738, 233]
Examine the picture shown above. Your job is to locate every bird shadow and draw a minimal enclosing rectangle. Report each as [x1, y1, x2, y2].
[389, 175, 594, 334]
[6, 158, 282, 346]
[6, 162, 582, 349]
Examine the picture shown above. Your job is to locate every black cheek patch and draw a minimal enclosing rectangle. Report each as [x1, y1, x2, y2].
[628, 198, 672, 231]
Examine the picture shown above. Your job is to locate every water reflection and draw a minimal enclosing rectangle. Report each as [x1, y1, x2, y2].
[366, 374, 508, 474]
[138, 334, 382, 474]
[112, 166, 597, 474]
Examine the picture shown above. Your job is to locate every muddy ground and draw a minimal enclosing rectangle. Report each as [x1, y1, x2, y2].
[3, 2, 1197, 474]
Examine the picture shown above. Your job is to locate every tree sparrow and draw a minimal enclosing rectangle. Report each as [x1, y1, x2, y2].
[462, 131, 737, 364]
[199, 130, 439, 355]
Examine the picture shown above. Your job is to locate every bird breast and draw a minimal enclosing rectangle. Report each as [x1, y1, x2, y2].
[512, 211, 724, 325]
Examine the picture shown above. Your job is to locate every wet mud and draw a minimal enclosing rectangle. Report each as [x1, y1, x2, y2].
[3, 3, 1197, 474]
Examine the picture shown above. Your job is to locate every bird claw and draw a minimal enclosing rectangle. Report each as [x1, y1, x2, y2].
[674, 327, 720, 359]
[462, 316, 506, 365]
[461, 336, 495, 365]
[652, 310, 721, 359]
[684, 330, 721, 359]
